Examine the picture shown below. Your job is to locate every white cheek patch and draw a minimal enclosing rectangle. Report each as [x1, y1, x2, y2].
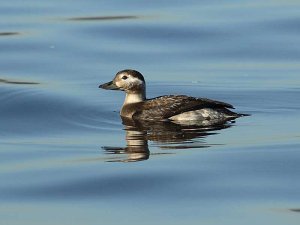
[126, 76, 144, 89]
[128, 76, 143, 85]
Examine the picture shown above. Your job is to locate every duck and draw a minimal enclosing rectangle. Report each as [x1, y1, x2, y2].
[99, 69, 247, 122]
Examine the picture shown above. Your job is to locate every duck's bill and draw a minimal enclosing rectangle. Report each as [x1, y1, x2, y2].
[99, 81, 120, 90]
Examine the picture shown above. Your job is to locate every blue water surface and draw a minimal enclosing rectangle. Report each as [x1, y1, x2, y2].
[0, 0, 299, 224]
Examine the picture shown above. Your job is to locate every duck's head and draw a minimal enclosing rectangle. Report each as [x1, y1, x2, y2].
[99, 69, 145, 94]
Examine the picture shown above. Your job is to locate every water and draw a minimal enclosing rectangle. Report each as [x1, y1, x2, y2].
[1, 0, 300, 224]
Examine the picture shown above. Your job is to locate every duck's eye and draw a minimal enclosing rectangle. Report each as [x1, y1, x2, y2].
[122, 76, 128, 80]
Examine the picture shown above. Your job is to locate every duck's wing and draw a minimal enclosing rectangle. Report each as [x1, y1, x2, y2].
[133, 95, 234, 120]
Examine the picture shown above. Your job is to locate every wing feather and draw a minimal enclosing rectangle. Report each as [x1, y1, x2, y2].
[133, 95, 234, 120]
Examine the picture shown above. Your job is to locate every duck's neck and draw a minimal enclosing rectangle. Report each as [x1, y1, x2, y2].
[124, 90, 146, 105]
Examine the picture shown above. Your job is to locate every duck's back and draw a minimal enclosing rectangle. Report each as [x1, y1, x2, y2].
[126, 95, 240, 121]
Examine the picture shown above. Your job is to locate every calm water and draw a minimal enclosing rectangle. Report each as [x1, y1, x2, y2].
[1, 0, 300, 224]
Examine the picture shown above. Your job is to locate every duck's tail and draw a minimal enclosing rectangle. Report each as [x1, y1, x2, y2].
[221, 108, 250, 118]
[237, 113, 251, 117]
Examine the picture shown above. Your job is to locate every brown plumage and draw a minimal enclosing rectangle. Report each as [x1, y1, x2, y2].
[99, 69, 248, 122]
[124, 95, 238, 120]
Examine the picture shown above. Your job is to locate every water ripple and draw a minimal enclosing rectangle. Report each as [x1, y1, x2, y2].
[0, 32, 20, 36]
[67, 15, 139, 21]
[0, 86, 115, 138]
[0, 78, 39, 85]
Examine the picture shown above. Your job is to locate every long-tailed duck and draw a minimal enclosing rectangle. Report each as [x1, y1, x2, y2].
[99, 69, 247, 122]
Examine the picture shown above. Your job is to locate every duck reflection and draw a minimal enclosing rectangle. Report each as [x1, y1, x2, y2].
[103, 117, 235, 162]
